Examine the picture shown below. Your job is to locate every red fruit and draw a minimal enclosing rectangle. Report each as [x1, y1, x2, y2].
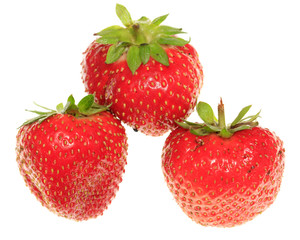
[162, 100, 285, 227]
[81, 4, 203, 136]
[16, 95, 128, 221]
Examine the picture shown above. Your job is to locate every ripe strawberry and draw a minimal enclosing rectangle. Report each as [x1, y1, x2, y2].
[162, 99, 285, 227]
[81, 4, 203, 136]
[16, 95, 128, 221]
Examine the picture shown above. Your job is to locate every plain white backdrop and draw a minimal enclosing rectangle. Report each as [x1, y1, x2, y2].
[1, 0, 299, 239]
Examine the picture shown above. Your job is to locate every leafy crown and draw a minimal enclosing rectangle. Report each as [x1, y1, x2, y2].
[176, 99, 261, 138]
[94, 3, 190, 74]
[20, 95, 109, 128]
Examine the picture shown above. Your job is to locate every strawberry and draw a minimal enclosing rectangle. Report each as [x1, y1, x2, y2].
[81, 4, 203, 136]
[161, 99, 285, 227]
[16, 95, 128, 221]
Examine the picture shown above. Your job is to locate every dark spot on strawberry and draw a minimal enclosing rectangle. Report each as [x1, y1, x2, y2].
[278, 150, 283, 155]
[195, 139, 204, 145]
[267, 170, 271, 175]
[133, 128, 138, 132]
[192, 139, 204, 151]
[247, 165, 255, 173]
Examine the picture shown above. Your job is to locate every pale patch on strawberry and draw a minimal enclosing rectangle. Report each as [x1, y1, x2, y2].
[16, 95, 128, 221]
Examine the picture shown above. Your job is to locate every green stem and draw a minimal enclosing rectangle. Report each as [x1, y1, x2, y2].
[132, 23, 148, 45]
[217, 98, 232, 138]
[218, 98, 226, 129]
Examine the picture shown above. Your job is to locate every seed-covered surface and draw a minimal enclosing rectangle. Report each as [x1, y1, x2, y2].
[161, 126, 285, 227]
[16, 112, 128, 221]
[81, 42, 203, 136]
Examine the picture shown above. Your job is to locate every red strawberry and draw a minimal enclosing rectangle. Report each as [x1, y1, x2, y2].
[16, 95, 128, 221]
[162, 99, 285, 227]
[81, 4, 203, 136]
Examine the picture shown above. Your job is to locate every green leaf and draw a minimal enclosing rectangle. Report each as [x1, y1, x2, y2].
[231, 105, 252, 127]
[158, 36, 189, 46]
[183, 120, 204, 127]
[203, 125, 218, 133]
[82, 102, 109, 115]
[33, 102, 54, 111]
[243, 110, 261, 123]
[19, 111, 56, 128]
[149, 42, 169, 66]
[95, 25, 123, 36]
[67, 95, 75, 105]
[78, 95, 94, 114]
[196, 102, 216, 125]
[156, 25, 185, 35]
[92, 102, 110, 109]
[137, 16, 150, 24]
[116, 4, 133, 27]
[20, 102, 57, 128]
[240, 110, 261, 124]
[25, 109, 54, 115]
[151, 14, 169, 26]
[97, 28, 132, 43]
[63, 94, 77, 113]
[189, 128, 209, 136]
[96, 37, 119, 44]
[127, 45, 142, 74]
[175, 120, 191, 129]
[205, 123, 221, 132]
[248, 121, 259, 128]
[139, 44, 150, 64]
[67, 94, 75, 104]
[37, 113, 56, 124]
[230, 125, 251, 133]
[83, 106, 109, 115]
[105, 43, 127, 64]
[56, 103, 64, 113]
[20, 115, 48, 128]
[19, 94, 110, 128]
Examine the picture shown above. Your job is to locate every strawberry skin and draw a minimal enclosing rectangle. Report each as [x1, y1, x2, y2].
[81, 4, 204, 136]
[82, 42, 203, 136]
[16, 111, 128, 221]
[162, 126, 285, 227]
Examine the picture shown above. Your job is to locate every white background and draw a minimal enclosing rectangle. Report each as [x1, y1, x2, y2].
[1, 0, 299, 239]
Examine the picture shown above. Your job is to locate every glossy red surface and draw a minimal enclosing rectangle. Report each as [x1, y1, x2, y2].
[16, 112, 128, 220]
[162, 126, 285, 227]
[81, 42, 203, 136]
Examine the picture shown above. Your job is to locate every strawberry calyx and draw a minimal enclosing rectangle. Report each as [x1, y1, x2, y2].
[94, 3, 190, 74]
[20, 95, 109, 127]
[176, 98, 261, 138]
